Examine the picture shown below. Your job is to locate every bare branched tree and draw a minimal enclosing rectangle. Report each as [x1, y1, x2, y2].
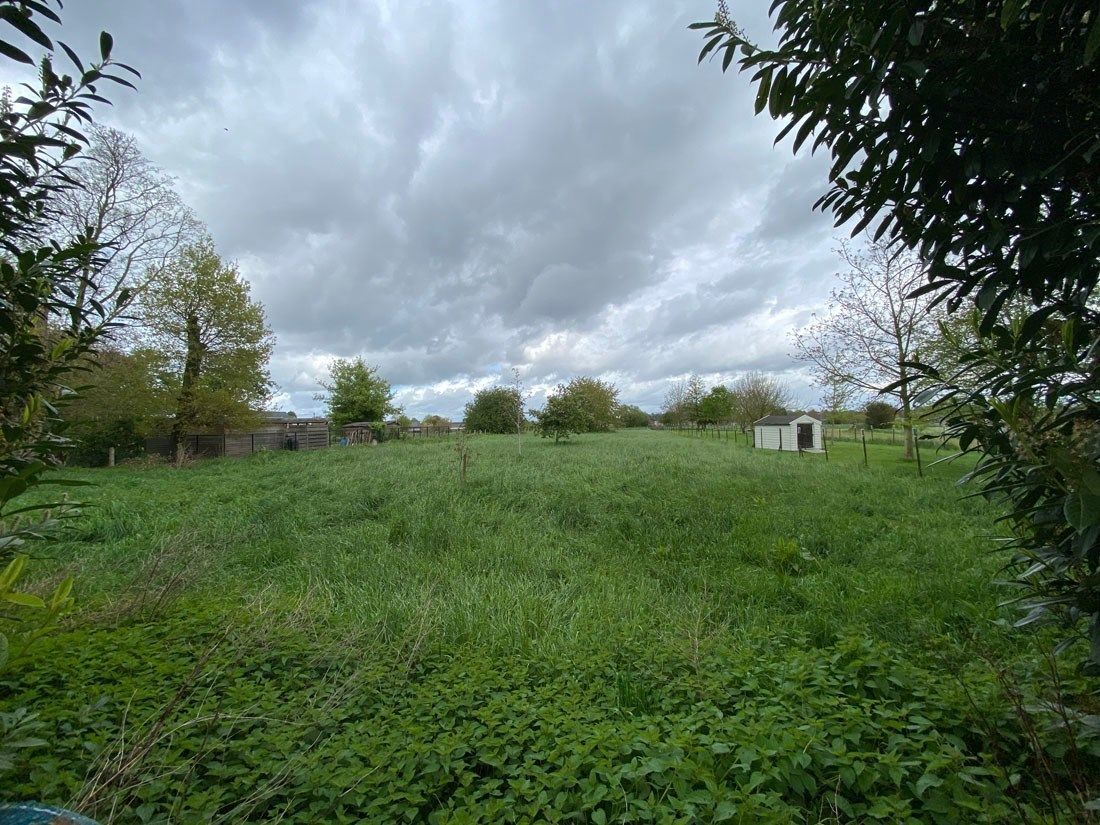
[47, 125, 201, 332]
[791, 239, 941, 458]
[729, 371, 792, 431]
[662, 378, 688, 427]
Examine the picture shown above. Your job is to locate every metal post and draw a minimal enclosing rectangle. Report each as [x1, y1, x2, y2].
[861, 429, 868, 467]
[913, 426, 923, 478]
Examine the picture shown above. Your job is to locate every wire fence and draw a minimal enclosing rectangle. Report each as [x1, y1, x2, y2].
[664, 420, 959, 479]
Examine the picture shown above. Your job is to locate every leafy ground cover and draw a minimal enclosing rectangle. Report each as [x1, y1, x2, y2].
[3, 431, 1092, 821]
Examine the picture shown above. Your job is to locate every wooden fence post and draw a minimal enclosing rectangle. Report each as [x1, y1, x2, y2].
[107, 447, 115, 467]
[913, 426, 923, 478]
[861, 429, 868, 467]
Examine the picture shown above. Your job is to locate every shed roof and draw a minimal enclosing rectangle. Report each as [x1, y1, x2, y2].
[754, 413, 822, 426]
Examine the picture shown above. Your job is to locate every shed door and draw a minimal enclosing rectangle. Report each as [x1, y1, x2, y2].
[797, 423, 813, 449]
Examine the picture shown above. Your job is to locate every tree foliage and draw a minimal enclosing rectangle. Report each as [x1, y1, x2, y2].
[694, 1, 1100, 672]
[60, 347, 170, 464]
[464, 387, 522, 434]
[697, 385, 734, 429]
[534, 386, 590, 443]
[320, 358, 398, 428]
[0, 0, 138, 557]
[617, 404, 650, 429]
[140, 238, 273, 445]
[46, 125, 199, 329]
[560, 377, 619, 433]
[865, 401, 896, 430]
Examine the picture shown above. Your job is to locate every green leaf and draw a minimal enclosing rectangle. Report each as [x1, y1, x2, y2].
[1065, 489, 1100, 530]
[1000, 0, 1025, 29]
[99, 30, 113, 60]
[2, 591, 46, 609]
[907, 20, 925, 46]
[1086, 13, 1100, 64]
[0, 39, 35, 65]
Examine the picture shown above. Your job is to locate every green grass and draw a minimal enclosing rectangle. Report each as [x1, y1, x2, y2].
[2, 430, 1078, 822]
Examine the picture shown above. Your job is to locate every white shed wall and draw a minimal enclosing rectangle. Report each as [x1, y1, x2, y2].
[753, 417, 823, 451]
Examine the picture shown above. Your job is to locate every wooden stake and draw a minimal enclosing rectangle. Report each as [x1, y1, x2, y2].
[861, 429, 868, 467]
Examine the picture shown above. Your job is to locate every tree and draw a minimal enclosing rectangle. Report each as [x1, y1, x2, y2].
[661, 379, 688, 427]
[140, 238, 274, 451]
[693, 2, 1100, 671]
[682, 374, 706, 428]
[0, 0, 138, 776]
[617, 404, 650, 428]
[464, 387, 522, 434]
[509, 367, 530, 451]
[697, 385, 734, 430]
[729, 372, 791, 432]
[1, 1, 139, 556]
[818, 375, 858, 421]
[47, 125, 199, 331]
[791, 241, 939, 459]
[422, 414, 450, 429]
[560, 376, 619, 432]
[320, 358, 398, 428]
[61, 346, 171, 464]
[534, 387, 590, 443]
[865, 401, 896, 430]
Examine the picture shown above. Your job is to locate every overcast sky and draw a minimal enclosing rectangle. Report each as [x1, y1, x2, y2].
[44, 1, 842, 418]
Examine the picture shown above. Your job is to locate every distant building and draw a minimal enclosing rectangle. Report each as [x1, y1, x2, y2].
[753, 413, 823, 452]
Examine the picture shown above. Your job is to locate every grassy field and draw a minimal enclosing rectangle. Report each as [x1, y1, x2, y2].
[1, 430, 1079, 821]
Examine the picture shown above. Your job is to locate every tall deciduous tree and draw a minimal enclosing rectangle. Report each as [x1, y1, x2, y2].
[693, 1, 1100, 671]
[791, 241, 940, 459]
[47, 125, 200, 331]
[319, 358, 398, 427]
[729, 372, 791, 432]
[140, 238, 274, 451]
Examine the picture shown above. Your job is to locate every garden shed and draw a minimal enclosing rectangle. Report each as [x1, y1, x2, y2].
[753, 413, 823, 452]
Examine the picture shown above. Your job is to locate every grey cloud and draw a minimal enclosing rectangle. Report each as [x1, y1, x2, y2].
[55, 0, 846, 419]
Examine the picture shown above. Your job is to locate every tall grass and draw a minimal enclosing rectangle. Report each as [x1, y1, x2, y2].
[35, 430, 1004, 660]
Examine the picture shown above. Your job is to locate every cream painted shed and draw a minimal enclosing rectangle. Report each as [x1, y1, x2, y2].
[753, 413, 823, 452]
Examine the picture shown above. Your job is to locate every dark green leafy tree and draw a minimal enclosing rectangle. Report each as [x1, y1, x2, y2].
[0, 0, 137, 777]
[464, 387, 522, 434]
[1, 2, 138, 555]
[865, 401, 896, 430]
[319, 357, 399, 428]
[697, 385, 734, 430]
[534, 387, 590, 443]
[694, 1, 1100, 672]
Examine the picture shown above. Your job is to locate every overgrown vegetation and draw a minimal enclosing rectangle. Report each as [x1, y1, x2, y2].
[693, 0, 1100, 680]
[3, 432, 1097, 819]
